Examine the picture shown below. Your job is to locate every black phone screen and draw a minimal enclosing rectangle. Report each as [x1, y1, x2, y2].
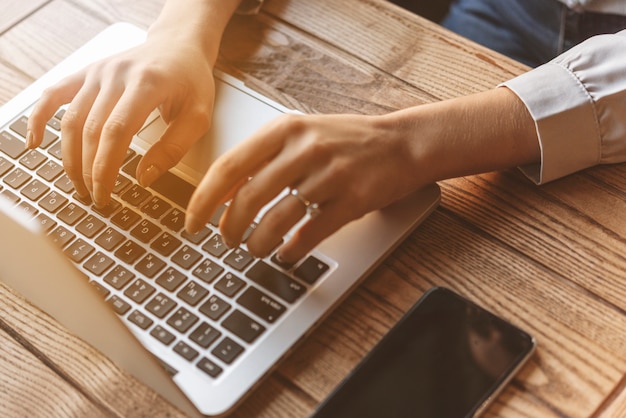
[311, 287, 535, 418]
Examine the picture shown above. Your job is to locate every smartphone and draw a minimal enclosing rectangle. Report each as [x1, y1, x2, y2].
[310, 287, 536, 418]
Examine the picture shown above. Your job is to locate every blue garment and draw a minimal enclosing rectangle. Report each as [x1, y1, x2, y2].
[441, 0, 626, 67]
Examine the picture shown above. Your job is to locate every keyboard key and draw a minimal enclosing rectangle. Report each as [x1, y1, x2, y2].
[0, 189, 19, 204]
[16, 201, 38, 218]
[189, 322, 221, 349]
[103, 265, 135, 290]
[211, 337, 244, 364]
[124, 278, 156, 304]
[76, 215, 106, 238]
[48, 141, 63, 159]
[93, 198, 121, 218]
[21, 179, 50, 201]
[202, 234, 229, 258]
[108, 295, 131, 315]
[34, 213, 56, 232]
[142, 196, 172, 219]
[36, 160, 64, 182]
[237, 286, 285, 324]
[177, 280, 209, 306]
[294, 256, 330, 284]
[246, 261, 306, 303]
[146, 293, 177, 319]
[150, 231, 182, 256]
[181, 226, 211, 245]
[192, 259, 224, 284]
[172, 245, 202, 270]
[0, 156, 14, 177]
[83, 251, 115, 276]
[155, 267, 187, 292]
[19, 149, 47, 170]
[160, 208, 185, 232]
[224, 248, 254, 271]
[95, 227, 125, 251]
[114, 240, 146, 264]
[39, 191, 68, 213]
[135, 253, 166, 278]
[122, 184, 152, 207]
[10, 117, 58, 148]
[128, 310, 154, 330]
[123, 155, 195, 209]
[214, 272, 246, 298]
[223, 310, 266, 343]
[197, 357, 223, 378]
[111, 207, 141, 230]
[57, 203, 87, 226]
[167, 307, 199, 333]
[150, 325, 176, 346]
[199, 295, 231, 321]
[112, 174, 131, 195]
[49, 225, 75, 247]
[90, 281, 110, 298]
[130, 218, 161, 243]
[173, 341, 198, 362]
[64, 239, 94, 263]
[0, 130, 26, 159]
[54, 174, 74, 194]
[3, 167, 31, 189]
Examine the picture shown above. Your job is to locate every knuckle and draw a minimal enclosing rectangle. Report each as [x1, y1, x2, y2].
[82, 118, 102, 141]
[101, 116, 128, 139]
[61, 109, 81, 132]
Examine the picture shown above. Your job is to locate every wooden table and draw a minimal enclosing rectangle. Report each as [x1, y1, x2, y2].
[1, 0, 626, 416]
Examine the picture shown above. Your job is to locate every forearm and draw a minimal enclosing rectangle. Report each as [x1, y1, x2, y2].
[149, 0, 242, 66]
[383, 87, 540, 187]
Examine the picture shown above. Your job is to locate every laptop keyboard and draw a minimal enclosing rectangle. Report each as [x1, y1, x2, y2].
[0, 109, 334, 379]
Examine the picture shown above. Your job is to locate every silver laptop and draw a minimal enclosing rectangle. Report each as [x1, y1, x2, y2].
[0, 23, 440, 416]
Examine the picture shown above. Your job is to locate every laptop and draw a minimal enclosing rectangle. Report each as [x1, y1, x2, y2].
[0, 23, 440, 416]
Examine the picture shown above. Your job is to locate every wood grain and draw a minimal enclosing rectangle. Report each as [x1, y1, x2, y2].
[0, 0, 625, 417]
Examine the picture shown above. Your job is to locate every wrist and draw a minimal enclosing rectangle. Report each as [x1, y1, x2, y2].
[148, 0, 241, 66]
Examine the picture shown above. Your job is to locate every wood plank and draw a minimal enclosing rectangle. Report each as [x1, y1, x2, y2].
[0, 0, 164, 104]
[0, 0, 49, 33]
[260, 0, 529, 97]
[0, 282, 185, 417]
[0, 323, 105, 417]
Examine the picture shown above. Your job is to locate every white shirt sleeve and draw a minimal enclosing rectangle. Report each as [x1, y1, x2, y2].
[236, 0, 264, 15]
[502, 30, 626, 184]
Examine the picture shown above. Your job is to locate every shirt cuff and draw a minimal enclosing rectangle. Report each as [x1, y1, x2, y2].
[236, 0, 264, 15]
[502, 62, 600, 184]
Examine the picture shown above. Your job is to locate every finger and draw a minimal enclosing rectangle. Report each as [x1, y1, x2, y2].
[90, 85, 167, 207]
[276, 197, 356, 263]
[218, 148, 310, 248]
[80, 83, 125, 201]
[136, 104, 213, 188]
[27, 73, 85, 148]
[185, 115, 293, 234]
[60, 82, 101, 200]
[244, 189, 309, 258]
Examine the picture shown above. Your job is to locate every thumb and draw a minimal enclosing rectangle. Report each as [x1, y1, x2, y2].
[136, 111, 212, 186]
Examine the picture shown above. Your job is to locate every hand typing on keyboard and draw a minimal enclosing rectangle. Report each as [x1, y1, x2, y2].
[184, 112, 429, 264]
[24, 1, 240, 208]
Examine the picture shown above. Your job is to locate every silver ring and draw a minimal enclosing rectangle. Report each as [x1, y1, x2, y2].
[290, 188, 321, 218]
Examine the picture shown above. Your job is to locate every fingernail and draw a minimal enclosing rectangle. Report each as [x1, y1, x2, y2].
[139, 165, 161, 187]
[93, 183, 109, 208]
[274, 252, 295, 268]
[25, 129, 33, 149]
[185, 215, 201, 235]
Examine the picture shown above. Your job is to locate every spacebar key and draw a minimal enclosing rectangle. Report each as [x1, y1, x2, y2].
[122, 155, 196, 208]
[245, 261, 306, 303]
